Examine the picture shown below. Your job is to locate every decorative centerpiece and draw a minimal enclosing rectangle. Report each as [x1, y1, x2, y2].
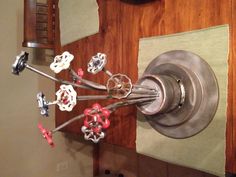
[12, 50, 219, 147]
[12, 51, 157, 146]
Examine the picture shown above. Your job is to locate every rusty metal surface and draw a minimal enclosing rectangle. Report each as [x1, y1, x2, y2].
[137, 50, 219, 138]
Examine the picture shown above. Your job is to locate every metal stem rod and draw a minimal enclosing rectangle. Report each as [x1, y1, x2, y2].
[71, 68, 156, 94]
[133, 84, 156, 91]
[71, 68, 157, 93]
[61, 80, 92, 90]
[127, 94, 158, 99]
[51, 97, 156, 133]
[70, 69, 107, 91]
[26, 64, 59, 82]
[25, 64, 91, 90]
[47, 101, 58, 105]
[77, 95, 112, 101]
[51, 114, 85, 133]
[75, 93, 157, 101]
[131, 88, 157, 95]
[106, 97, 156, 111]
[102, 68, 113, 77]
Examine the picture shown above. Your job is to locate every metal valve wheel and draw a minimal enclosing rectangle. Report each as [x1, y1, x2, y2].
[87, 53, 107, 74]
[106, 73, 132, 99]
[50, 51, 74, 74]
[12, 51, 28, 75]
[81, 103, 111, 143]
[55, 85, 77, 112]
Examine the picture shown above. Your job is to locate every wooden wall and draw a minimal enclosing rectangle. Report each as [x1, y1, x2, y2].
[98, 142, 218, 177]
[55, 0, 236, 174]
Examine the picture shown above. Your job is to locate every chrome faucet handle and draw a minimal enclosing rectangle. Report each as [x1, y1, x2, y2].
[37, 92, 49, 117]
[87, 53, 107, 74]
[81, 126, 105, 143]
[12, 51, 29, 75]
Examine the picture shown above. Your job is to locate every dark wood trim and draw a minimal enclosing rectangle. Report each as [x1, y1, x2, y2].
[228, 0, 236, 172]
[226, 172, 236, 177]
[22, 41, 54, 49]
[93, 144, 100, 177]
[22, 0, 56, 49]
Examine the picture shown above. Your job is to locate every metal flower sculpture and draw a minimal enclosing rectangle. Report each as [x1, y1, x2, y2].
[12, 50, 220, 148]
[12, 51, 158, 147]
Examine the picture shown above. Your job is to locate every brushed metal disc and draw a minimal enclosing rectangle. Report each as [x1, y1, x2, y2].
[138, 50, 219, 139]
[137, 74, 182, 115]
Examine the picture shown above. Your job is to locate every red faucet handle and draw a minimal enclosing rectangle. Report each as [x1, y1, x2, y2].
[76, 68, 84, 84]
[101, 108, 110, 118]
[83, 104, 111, 131]
[92, 103, 102, 110]
[82, 104, 111, 143]
[77, 68, 84, 77]
[84, 108, 92, 116]
[38, 123, 54, 147]
[87, 104, 111, 125]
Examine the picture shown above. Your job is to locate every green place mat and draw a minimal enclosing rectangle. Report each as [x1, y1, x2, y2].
[59, 0, 99, 46]
[137, 25, 229, 177]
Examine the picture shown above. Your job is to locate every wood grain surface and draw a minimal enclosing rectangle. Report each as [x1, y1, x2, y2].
[229, 0, 236, 173]
[98, 142, 218, 177]
[54, 0, 236, 173]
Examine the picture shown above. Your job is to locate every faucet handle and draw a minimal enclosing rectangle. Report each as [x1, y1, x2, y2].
[87, 53, 107, 74]
[76, 68, 84, 84]
[106, 74, 132, 99]
[55, 84, 77, 112]
[50, 51, 74, 74]
[12, 51, 29, 75]
[81, 126, 105, 143]
[37, 92, 49, 117]
[38, 123, 54, 147]
[82, 103, 111, 143]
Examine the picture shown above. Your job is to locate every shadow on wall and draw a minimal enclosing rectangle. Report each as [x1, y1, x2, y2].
[226, 173, 236, 177]
[33, 49, 55, 66]
[63, 133, 94, 160]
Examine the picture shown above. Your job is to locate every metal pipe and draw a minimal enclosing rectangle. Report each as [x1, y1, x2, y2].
[70, 69, 107, 91]
[77, 95, 112, 101]
[76, 93, 157, 101]
[102, 68, 113, 77]
[26, 64, 59, 82]
[25, 64, 91, 90]
[133, 84, 156, 91]
[131, 88, 157, 95]
[51, 97, 156, 133]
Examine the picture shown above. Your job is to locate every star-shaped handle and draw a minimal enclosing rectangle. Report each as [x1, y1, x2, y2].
[38, 123, 54, 147]
[82, 103, 111, 143]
